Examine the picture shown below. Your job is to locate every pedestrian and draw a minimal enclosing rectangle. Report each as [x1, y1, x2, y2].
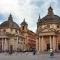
[50, 49, 54, 56]
[33, 49, 36, 55]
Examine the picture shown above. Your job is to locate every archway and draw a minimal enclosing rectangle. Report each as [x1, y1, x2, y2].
[0, 40, 2, 52]
[47, 44, 50, 51]
[58, 43, 60, 50]
[9, 45, 13, 54]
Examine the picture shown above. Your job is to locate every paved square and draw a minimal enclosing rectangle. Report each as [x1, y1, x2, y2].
[0, 53, 60, 60]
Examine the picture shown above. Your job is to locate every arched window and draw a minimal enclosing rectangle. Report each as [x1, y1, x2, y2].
[3, 29, 6, 32]
[16, 30, 17, 32]
[57, 25, 59, 28]
[58, 43, 60, 50]
[22, 26, 24, 30]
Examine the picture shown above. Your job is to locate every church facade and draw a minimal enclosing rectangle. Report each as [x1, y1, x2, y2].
[36, 6, 60, 52]
[0, 14, 25, 52]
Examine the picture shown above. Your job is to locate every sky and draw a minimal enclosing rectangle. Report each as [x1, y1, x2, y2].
[0, 0, 60, 32]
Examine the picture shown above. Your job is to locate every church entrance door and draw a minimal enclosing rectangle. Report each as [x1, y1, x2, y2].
[47, 44, 50, 51]
[0, 41, 2, 52]
[58, 43, 60, 50]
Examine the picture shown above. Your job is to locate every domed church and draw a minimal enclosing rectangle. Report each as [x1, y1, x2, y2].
[36, 6, 60, 52]
[0, 14, 25, 52]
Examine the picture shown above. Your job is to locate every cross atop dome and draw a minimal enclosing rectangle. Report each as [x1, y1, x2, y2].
[48, 6, 54, 15]
[38, 14, 40, 19]
[38, 14, 41, 22]
[48, 6, 53, 11]
[8, 14, 13, 22]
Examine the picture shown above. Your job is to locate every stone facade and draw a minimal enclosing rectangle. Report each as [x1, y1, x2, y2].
[36, 6, 60, 52]
[0, 14, 25, 52]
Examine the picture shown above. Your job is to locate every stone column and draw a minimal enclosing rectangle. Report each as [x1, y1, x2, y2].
[50, 36, 53, 49]
[36, 38, 38, 51]
[2, 38, 4, 51]
[53, 36, 56, 51]
[7, 39, 9, 51]
[39, 37, 41, 52]
[16, 36, 19, 50]
[41, 36, 44, 51]
[41, 36, 46, 51]
[4, 38, 8, 51]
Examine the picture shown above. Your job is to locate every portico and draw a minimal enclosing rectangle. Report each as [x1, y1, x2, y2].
[0, 36, 9, 52]
[37, 32, 57, 52]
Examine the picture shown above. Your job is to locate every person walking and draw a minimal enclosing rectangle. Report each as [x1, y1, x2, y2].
[50, 49, 54, 56]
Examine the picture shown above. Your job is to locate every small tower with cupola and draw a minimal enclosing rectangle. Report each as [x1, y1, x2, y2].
[21, 18, 28, 32]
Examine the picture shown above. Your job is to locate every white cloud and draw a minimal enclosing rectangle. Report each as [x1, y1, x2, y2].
[0, 0, 59, 32]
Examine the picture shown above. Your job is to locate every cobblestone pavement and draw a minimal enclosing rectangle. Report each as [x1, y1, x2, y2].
[0, 53, 60, 60]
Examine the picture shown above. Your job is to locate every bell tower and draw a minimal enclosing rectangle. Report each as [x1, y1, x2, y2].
[21, 18, 28, 32]
[37, 14, 41, 27]
[37, 15, 41, 34]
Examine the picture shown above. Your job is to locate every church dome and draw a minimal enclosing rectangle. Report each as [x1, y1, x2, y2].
[0, 14, 19, 29]
[38, 6, 60, 25]
[40, 15, 60, 24]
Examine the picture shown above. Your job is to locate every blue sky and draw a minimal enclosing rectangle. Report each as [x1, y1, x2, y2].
[0, 0, 60, 32]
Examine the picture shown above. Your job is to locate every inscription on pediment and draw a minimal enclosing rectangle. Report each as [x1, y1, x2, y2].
[41, 28, 56, 32]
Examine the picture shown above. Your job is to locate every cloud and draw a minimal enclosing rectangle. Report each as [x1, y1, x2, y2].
[0, 14, 5, 20]
[0, 0, 60, 32]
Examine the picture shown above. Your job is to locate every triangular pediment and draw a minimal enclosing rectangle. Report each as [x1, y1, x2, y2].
[41, 28, 56, 32]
